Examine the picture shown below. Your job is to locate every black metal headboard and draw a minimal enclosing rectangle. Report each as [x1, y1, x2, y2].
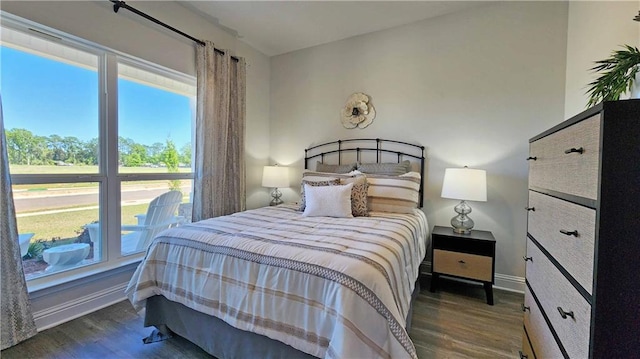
[304, 138, 426, 207]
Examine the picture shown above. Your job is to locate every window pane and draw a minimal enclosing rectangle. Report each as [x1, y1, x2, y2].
[121, 180, 192, 255]
[14, 182, 101, 280]
[1, 26, 99, 174]
[117, 63, 194, 174]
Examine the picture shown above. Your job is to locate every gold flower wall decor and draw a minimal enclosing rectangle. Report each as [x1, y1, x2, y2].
[341, 92, 376, 129]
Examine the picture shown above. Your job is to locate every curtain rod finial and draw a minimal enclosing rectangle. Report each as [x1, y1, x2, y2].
[112, 0, 125, 13]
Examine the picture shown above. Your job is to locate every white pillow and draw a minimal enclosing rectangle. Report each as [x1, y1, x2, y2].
[302, 183, 354, 218]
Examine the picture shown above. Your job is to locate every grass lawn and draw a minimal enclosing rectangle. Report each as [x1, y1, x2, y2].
[18, 203, 148, 242]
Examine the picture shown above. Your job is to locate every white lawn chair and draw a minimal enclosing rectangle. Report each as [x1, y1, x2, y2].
[85, 190, 184, 256]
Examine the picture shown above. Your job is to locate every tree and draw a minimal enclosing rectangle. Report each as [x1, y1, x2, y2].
[148, 142, 165, 165]
[5, 128, 44, 165]
[162, 139, 181, 192]
[123, 143, 147, 167]
[179, 142, 192, 167]
[118, 137, 135, 166]
[78, 138, 99, 165]
[61, 136, 81, 164]
[47, 134, 65, 162]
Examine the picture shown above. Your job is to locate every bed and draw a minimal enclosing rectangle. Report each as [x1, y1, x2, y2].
[126, 138, 429, 359]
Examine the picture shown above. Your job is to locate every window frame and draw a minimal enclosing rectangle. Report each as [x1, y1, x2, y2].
[2, 13, 195, 291]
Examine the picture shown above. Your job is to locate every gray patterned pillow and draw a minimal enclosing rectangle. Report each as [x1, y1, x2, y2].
[349, 181, 369, 217]
[341, 175, 369, 217]
[299, 178, 341, 211]
[357, 160, 411, 176]
[316, 161, 357, 174]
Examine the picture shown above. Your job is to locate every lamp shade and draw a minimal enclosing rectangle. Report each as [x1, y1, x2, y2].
[441, 168, 487, 202]
[262, 165, 289, 188]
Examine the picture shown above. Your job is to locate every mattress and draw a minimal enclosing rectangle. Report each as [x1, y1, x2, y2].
[126, 204, 429, 359]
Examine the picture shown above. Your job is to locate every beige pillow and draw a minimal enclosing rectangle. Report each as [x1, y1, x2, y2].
[302, 183, 354, 218]
[366, 172, 421, 213]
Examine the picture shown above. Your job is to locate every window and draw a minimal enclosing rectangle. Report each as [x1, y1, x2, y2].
[2, 16, 195, 286]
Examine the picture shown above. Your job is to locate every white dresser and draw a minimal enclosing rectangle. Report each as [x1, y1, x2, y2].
[521, 100, 640, 359]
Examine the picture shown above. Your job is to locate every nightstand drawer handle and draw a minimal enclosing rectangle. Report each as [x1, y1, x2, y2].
[564, 147, 584, 154]
[521, 304, 530, 312]
[557, 306, 574, 319]
[523, 256, 533, 262]
[458, 260, 466, 264]
[519, 350, 529, 359]
[559, 229, 578, 237]
[525, 207, 535, 211]
[526, 156, 537, 161]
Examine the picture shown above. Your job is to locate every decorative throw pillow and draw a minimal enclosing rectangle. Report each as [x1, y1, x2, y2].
[365, 171, 421, 214]
[340, 175, 369, 217]
[302, 183, 354, 218]
[316, 161, 357, 174]
[357, 160, 412, 176]
[299, 178, 341, 211]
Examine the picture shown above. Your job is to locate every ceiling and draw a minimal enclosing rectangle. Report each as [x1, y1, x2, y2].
[180, 1, 488, 57]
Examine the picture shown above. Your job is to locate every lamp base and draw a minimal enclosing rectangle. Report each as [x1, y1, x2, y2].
[270, 188, 283, 206]
[450, 200, 474, 234]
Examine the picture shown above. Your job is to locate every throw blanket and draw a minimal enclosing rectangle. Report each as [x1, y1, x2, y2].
[126, 204, 428, 359]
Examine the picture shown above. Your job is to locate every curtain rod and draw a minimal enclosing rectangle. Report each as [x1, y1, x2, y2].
[109, 0, 239, 62]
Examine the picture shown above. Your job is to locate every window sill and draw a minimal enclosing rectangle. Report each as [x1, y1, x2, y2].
[27, 254, 143, 296]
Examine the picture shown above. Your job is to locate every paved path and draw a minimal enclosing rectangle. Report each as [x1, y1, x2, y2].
[14, 185, 191, 213]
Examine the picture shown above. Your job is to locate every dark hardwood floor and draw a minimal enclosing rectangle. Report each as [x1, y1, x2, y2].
[2, 278, 524, 359]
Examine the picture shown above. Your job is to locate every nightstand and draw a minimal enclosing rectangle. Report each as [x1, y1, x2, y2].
[429, 225, 496, 305]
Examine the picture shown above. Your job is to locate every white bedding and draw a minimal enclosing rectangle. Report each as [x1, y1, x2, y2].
[126, 204, 429, 359]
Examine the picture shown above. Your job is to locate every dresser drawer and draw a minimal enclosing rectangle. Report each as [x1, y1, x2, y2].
[526, 238, 591, 359]
[521, 330, 535, 359]
[527, 191, 595, 294]
[523, 285, 563, 359]
[529, 114, 600, 200]
[433, 249, 492, 282]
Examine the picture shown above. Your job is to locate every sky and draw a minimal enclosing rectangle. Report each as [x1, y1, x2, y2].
[1, 46, 192, 148]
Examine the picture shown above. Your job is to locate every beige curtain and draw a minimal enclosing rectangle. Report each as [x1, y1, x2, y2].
[1, 96, 38, 349]
[193, 41, 246, 221]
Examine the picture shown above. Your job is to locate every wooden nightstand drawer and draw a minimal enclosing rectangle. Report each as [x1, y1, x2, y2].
[430, 226, 496, 304]
[433, 249, 492, 282]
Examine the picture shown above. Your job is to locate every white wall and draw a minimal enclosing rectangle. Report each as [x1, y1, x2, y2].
[270, 1, 569, 287]
[1, 0, 271, 328]
[564, 1, 640, 118]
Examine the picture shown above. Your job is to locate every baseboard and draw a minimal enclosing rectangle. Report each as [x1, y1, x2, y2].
[33, 282, 128, 331]
[494, 273, 525, 293]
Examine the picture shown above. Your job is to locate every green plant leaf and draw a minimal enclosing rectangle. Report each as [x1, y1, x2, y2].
[586, 45, 640, 108]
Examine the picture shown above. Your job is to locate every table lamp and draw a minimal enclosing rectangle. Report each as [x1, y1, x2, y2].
[441, 167, 487, 234]
[262, 165, 289, 206]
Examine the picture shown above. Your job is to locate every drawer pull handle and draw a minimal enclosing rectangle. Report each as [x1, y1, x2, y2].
[557, 307, 575, 319]
[564, 147, 584, 154]
[521, 304, 530, 312]
[559, 229, 579, 237]
[519, 351, 529, 359]
[523, 256, 533, 262]
[458, 260, 466, 264]
[525, 207, 535, 212]
[526, 156, 537, 161]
